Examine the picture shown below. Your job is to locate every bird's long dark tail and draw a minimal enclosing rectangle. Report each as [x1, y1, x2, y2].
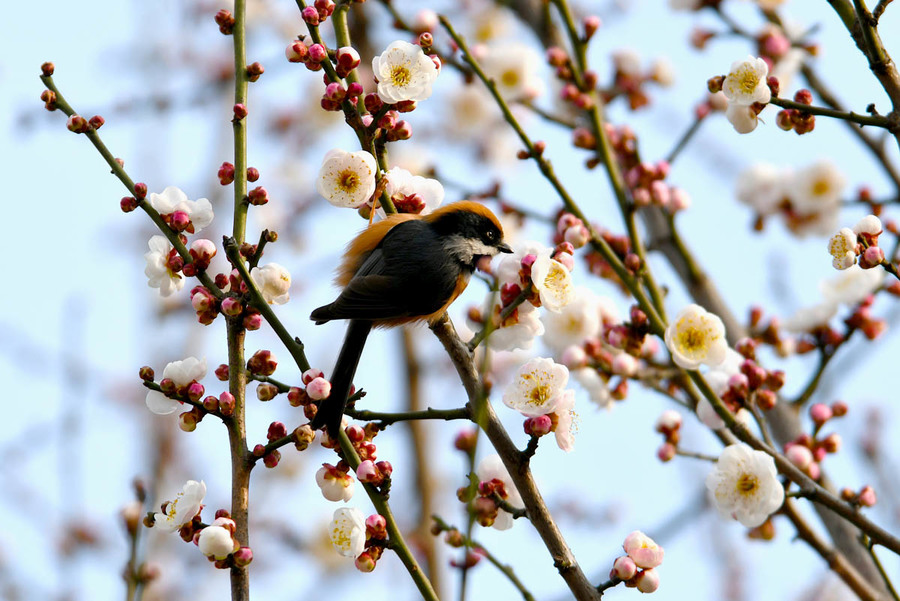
[309, 319, 373, 438]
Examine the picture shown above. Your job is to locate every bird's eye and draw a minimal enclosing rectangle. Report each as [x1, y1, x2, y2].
[485, 230, 497, 241]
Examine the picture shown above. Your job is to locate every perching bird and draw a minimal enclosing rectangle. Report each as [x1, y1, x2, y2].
[309, 201, 512, 437]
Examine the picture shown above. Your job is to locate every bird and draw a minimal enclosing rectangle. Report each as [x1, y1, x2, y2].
[309, 201, 513, 437]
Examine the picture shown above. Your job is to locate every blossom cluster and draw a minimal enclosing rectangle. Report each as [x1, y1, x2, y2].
[147, 480, 252, 568]
[467, 454, 525, 530]
[609, 531, 665, 593]
[827, 214, 885, 270]
[327, 507, 389, 572]
[736, 159, 846, 237]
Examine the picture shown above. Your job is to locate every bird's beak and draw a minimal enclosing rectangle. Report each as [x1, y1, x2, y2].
[497, 242, 513, 254]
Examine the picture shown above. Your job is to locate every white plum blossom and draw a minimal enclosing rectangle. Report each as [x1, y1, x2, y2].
[706, 443, 785, 527]
[788, 160, 846, 235]
[198, 518, 236, 559]
[664, 304, 728, 370]
[316, 149, 377, 208]
[531, 252, 575, 312]
[782, 302, 839, 334]
[146, 357, 207, 415]
[736, 163, 788, 216]
[612, 48, 642, 77]
[820, 264, 884, 306]
[480, 43, 545, 101]
[827, 228, 857, 270]
[372, 40, 439, 104]
[725, 102, 759, 134]
[383, 166, 444, 214]
[487, 301, 545, 351]
[573, 367, 612, 409]
[316, 465, 355, 502]
[854, 214, 883, 236]
[503, 357, 570, 416]
[475, 455, 523, 530]
[698, 349, 753, 429]
[149, 186, 214, 233]
[153, 480, 206, 532]
[541, 288, 603, 352]
[144, 235, 184, 298]
[722, 56, 771, 106]
[250, 263, 291, 305]
[328, 507, 366, 557]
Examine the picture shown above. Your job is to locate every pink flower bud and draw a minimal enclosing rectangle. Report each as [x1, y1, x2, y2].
[858, 485, 877, 507]
[120, 197, 138, 212]
[233, 103, 248, 119]
[233, 546, 253, 567]
[187, 381, 205, 403]
[635, 568, 660, 593]
[66, 115, 88, 133]
[454, 428, 478, 452]
[375, 460, 392, 478]
[215, 364, 229, 381]
[301, 6, 319, 25]
[218, 163, 236, 185]
[366, 514, 388, 538]
[263, 449, 281, 468]
[612, 556, 637, 581]
[89, 115, 105, 129]
[336, 46, 360, 70]
[526, 414, 553, 436]
[308, 43, 327, 63]
[220, 296, 243, 316]
[286, 40, 309, 62]
[355, 552, 376, 572]
[809, 403, 832, 425]
[170, 210, 191, 232]
[243, 312, 262, 331]
[345, 424, 365, 442]
[179, 411, 198, 432]
[786, 444, 813, 470]
[657, 442, 676, 462]
[583, 15, 601, 39]
[248, 186, 268, 205]
[219, 391, 236, 416]
[356, 460, 379, 483]
[306, 377, 331, 400]
[202, 395, 219, 412]
[267, 421, 288, 440]
[247, 350, 277, 376]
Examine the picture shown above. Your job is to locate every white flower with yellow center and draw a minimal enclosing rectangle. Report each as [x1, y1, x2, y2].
[664, 304, 728, 370]
[503, 357, 569, 416]
[154, 480, 206, 532]
[316, 149, 377, 208]
[250, 263, 292, 305]
[722, 56, 771, 106]
[144, 235, 184, 298]
[328, 507, 366, 558]
[372, 40, 439, 104]
[827, 227, 857, 270]
[706, 443, 784, 527]
[789, 159, 846, 216]
[541, 288, 604, 351]
[481, 43, 546, 101]
[531, 252, 575, 313]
